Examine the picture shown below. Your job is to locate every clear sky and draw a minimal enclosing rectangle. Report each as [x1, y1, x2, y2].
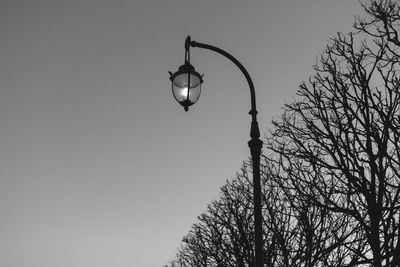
[0, 0, 362, 266]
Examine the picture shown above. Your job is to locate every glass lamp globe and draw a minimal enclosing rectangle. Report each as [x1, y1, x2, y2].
[169, 62, 203, 111]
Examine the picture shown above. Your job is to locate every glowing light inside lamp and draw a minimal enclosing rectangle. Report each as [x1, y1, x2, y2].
[180, 87, 188, 97]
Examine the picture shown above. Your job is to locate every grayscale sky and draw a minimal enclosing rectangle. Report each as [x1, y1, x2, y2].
[0, 1, 362, 266]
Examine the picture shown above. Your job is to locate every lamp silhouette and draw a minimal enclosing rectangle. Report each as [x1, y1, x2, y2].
[169, 36, 264, 267]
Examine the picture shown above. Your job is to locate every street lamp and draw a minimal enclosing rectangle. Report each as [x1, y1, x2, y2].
[169, 36, 264, 267]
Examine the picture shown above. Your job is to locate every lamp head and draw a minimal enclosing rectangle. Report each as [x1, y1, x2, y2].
[169, 62, 203, 112]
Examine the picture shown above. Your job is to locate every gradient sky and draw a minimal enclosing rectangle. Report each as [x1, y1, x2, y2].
[0, 1, 363, 266]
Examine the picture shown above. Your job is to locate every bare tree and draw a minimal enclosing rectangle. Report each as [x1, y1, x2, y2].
[262, 152, 366, 267]
[268, 1, 400, 266]
[169, 165, 256, 267]
[169, 159, 355, 267]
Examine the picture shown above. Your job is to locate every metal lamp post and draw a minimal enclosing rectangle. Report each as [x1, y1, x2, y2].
[169, 36, 264, 267]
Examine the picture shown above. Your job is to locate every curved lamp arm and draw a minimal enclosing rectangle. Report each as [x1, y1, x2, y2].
[185, 36, 261, 141]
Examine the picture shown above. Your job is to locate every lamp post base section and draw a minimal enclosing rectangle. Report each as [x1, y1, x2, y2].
[248, 138, 263, 267]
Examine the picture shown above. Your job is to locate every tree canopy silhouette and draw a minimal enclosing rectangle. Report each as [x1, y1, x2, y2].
[166, 1, 400, 266]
